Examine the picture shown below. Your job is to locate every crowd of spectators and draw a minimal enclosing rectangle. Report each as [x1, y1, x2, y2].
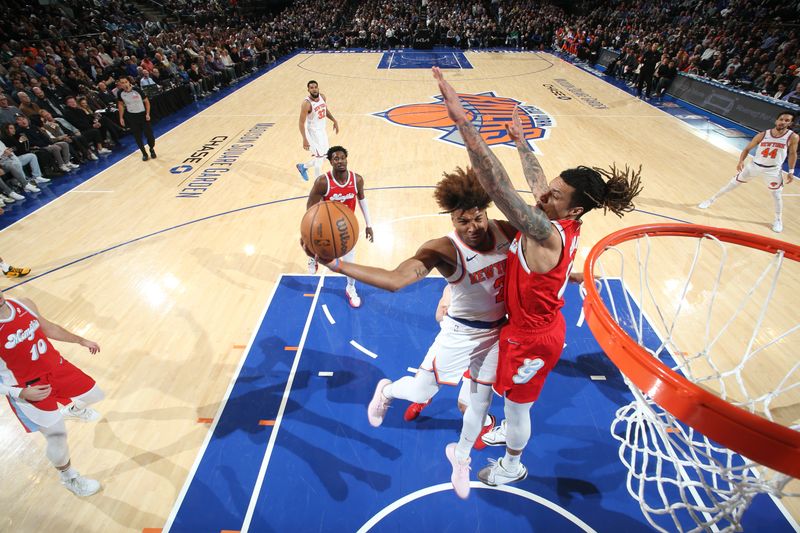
[1, 0, 798, 214]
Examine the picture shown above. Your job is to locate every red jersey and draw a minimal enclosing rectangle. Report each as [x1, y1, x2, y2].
[0, 299, 62, 387]
[322, 171, 358, 212]
[504, 219, 581, 330]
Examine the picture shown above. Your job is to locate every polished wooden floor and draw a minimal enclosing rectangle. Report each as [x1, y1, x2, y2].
[1, 51, 797, 531]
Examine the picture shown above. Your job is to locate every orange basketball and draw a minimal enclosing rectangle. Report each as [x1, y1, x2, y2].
[301, 201, 359, 261]
[386, 103, 456, 128]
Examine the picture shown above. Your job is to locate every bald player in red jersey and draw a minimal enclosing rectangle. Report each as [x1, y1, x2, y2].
[434, 66, 643, 495]
[306, 145, 374, 307]
[0, 292, 105, 496]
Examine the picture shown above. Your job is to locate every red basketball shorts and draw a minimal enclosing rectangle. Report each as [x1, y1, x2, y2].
[493, 313, 566, 404]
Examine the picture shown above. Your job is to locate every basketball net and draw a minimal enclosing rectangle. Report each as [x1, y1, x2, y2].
[582, 224, 799, 532]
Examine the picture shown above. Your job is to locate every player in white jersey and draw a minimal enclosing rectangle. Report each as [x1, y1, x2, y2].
[296, 80, 339, 182]
[699, 111, 797, 232]
[305, 167, 517, 497]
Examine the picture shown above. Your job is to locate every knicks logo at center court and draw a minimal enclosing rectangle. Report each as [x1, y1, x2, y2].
[373, 92, 555, 152]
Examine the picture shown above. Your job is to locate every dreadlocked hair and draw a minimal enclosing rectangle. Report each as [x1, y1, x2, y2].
[560, 164, 643, 218]
[433, 166, 492, 214]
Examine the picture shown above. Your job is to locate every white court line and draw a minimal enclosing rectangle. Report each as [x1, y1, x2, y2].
[322, 304, 335, 324]
[69, 190, 115, 193]
[355, 483, 597, 533]
[388, 51, 395, 70]
[162, 274, 286, 532]
[350, 340, 379, 359]
[318, 371, 334, 377]
[452, 51, 463, 69]
[240, 275, 324, 532]
[590, 375, 607, 381]
[782, 193, 800, 197]
[407, 367, 418, 373]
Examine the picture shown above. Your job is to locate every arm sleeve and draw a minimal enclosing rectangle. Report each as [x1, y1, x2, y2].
[358, 197, 372, 227]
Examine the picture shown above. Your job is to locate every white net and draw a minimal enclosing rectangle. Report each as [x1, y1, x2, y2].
[587, 228, 800, 532]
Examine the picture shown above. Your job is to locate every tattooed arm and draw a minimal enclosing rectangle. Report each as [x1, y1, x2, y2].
[506, 106, 548, 199]
[433, 67, 553, 243]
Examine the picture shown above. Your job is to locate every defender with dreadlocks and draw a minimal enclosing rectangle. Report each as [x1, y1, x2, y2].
[433, 66, 643, 497]
[309, 167, 515, 469]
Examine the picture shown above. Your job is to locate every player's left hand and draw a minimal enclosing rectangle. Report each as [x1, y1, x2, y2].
[365, 227, 374, 242]
[333, 120, 339, 134]
[506, 106, 524, 142]
[80, 339, 100, 354]
[786, 173, 795, 185]
[432, 66, 469, 125]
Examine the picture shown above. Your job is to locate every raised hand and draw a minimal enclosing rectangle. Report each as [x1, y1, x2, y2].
[506, 106, 524, 142]
[432, 66, 468, 125]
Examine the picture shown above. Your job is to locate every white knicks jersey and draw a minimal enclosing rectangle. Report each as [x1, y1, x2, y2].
[753, 129, 792, 166]
[445, 220, 511, 323]
[305, 95, 328, 131]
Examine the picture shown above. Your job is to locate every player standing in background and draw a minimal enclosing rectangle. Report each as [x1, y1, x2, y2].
[433, 66, 642, 495]
[0, 293, 104, 496]
[698, 112, 797, 233]
[296, 80, 339, 182]
[307, 167, 514, 498]
[305, 145, 373, 307]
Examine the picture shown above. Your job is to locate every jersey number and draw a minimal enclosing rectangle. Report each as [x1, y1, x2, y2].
[761, 148, 778, 159]
[512, 357, 545, 384]
[493, 275, 505, 303]
[29, 339, 48, 361]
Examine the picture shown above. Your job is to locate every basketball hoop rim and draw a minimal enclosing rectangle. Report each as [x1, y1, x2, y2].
[583, 223, 800, 478]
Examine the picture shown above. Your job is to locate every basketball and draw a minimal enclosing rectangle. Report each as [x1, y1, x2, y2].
[301, 201, 359, 261]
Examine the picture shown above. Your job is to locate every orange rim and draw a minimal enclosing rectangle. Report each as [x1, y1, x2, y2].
[583, 223, 800, 478]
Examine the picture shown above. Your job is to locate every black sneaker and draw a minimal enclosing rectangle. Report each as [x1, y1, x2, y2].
[150, 148, 157, 159]
[142, 153, 149, 161]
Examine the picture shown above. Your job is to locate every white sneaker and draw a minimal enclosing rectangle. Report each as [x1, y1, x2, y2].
[97, 148, 112, 155]
[24, 183, 40, 193]
[60, 404, 101, 422]
[0, 194, 13, 204]
[367, 378, 392, 427]
[772, 220, 783, 233]
[59, 165, 71, 172]
[345, 285, 361, 308]
[61, 474, 101, 497]
[481, 419, 507, 446]
[445, 443, 471, 499]
[34, 176, 51, 183]
[68, 162, 80, 169]
[477, 457, 528, 487]
[88, 153, 99, 161]
[307, 257, 318, 274]
[9, 191, 25, 201]
[698, 199, 713, 209]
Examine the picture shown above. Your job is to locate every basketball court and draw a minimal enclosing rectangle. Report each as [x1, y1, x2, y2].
[1, 50, 797, 532]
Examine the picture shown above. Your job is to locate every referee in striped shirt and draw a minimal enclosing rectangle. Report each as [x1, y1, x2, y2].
[117, 77, 157, 161]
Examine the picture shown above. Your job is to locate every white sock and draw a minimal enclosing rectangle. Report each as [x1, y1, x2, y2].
[772, 189, 783, 221]
[483, 414, 493, 426]
[503, 452, 521, 471]
[711, 177, 743, 201]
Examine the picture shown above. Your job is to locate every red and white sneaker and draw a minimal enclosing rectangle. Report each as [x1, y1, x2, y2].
[403, 399, 431, 421]
[345, 285, 361, 308]
[472, 413, 496, 450]
[445, 443, 471, 499]
[367, 378, 392, 427]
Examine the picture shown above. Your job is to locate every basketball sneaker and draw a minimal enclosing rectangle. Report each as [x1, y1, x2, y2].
[296, 163, 309, 181]
[345, 285, 361, 308]
[403, 400, 431, 421]
[367, 378, 392, 427]
[60, 404, 101, 422]
[698, 199, 713, 209]
[477, 457, 527, 487]
[445, 443, 471, 499]
[61, 473, 101, 497]
[473, 414, 497, 450]
[307, 257, 318, 274]
[4, 266, 31, 278]
[772, 219, 783, 233]
[480, 418, 507, 447]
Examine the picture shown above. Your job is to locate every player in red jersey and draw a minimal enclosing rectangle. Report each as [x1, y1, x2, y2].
[306, 145, 374, 307]
[0, 292, 105, 496]
[433, 66, 643, 494]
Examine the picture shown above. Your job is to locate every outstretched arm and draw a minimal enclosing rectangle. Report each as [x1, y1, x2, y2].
[19, 298, 100, 354]
[506, 106, 548, 199]
[433, 67, 553, 242]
